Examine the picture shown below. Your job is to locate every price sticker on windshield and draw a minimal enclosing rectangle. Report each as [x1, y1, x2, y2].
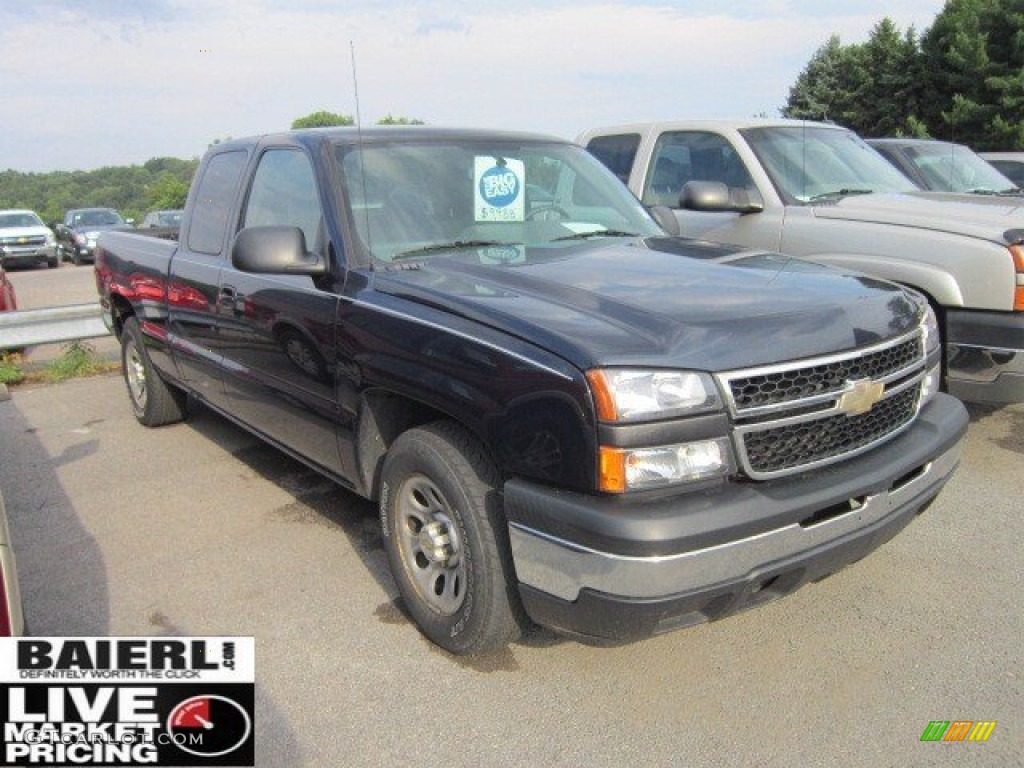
[474, 157, 525, 222]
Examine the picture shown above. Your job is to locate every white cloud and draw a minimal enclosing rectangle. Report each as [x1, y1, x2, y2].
[0, 1, 944, 171]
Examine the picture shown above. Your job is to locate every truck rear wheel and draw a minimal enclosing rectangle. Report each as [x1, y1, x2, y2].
[121, 317, 187, 427]
[379, 422, 525, 655]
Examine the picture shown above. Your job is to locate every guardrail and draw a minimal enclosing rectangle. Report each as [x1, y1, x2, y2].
[0, 303, 110, 351]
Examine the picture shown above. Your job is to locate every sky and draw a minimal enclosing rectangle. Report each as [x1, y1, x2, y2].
[0, 0, 946, 172]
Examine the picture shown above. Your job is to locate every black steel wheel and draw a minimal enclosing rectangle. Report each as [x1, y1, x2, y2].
[380, 422, 525, 654]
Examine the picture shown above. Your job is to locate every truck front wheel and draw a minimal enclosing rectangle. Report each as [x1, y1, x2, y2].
[380, 422, 525, 655]
[121, 317, 187, 427]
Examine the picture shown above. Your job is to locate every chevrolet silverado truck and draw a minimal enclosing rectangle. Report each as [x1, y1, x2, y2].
[0, 209, 58, 270]
[866, 137, 1022, 197]
[96, 127, 967, 654]
[579, 119, 1024, 404]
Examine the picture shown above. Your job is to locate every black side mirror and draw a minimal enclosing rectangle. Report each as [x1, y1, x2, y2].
[231, 226, 326, 276]
[681, 181, 764, 214]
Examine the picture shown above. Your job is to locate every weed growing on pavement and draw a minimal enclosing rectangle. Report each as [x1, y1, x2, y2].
[0, 353, 25, 385]
[45, 341, 111, 383]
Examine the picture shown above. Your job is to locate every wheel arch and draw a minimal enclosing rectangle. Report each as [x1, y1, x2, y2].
[355, 389, 490, 503]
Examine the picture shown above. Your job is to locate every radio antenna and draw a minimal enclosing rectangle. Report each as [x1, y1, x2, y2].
[350, 40, 373, 267]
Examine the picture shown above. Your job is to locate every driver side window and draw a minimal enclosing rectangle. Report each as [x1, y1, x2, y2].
[243, 149, 324, 255]
[643, 131, 753, 207]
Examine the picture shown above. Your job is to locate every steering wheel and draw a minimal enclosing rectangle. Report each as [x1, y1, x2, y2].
[525, 205, 571, 221]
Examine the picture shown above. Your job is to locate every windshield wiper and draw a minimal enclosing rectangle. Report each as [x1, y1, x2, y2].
[998, 187, 1024, 196]
[550, 229, 642, 242]
[808, 188, 874, 201]
[392, 240, 509, 260]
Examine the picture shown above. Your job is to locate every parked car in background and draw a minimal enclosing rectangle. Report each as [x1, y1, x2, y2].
[0, 209, 58, 270]
[0, 490, 25, 636]
[0, 262, 17, 312]
[139, 209, 183, 229]
[980, 152, 1024, 188]
[866, 138, 1021, 196]
[579, 119, 1024, 405]
[55, 207, 134, 265]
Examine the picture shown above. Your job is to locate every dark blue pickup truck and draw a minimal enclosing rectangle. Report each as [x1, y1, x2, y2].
[95, 127, 968, 654]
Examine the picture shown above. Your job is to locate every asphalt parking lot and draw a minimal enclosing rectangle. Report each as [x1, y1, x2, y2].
[0, 371, 1020, 766]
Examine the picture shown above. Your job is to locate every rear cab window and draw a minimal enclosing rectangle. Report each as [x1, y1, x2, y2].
[585, 134, 641, 185]
[186, 150, 248, 256]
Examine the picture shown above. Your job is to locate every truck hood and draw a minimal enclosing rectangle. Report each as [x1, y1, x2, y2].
[812, 191, 1023, 244]
[372, 238, 922, 372]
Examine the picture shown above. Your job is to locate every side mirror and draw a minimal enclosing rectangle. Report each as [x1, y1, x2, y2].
[681, 181, 763, 214]
[231, 226, 326, 276]
[648, 205, 681, 236]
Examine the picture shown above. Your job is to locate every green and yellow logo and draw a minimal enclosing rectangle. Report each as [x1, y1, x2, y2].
[921, 720, 997, 742]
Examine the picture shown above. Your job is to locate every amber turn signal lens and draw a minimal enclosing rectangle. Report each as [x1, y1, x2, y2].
[598, 446, 627, 493]
[586, 370, 618, 421]
[1010, 245, 1024, 311]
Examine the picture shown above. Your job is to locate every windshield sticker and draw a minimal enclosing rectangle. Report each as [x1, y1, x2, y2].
[475, 157, 525, 222]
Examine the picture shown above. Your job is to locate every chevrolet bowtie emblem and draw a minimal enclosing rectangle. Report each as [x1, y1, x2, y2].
[837, 378, 884, 416]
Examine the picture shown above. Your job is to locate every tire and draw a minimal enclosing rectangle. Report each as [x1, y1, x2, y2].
[47, 255, 58, 269]
[380, 422, 525, 654]
[121, 316, 187, 427]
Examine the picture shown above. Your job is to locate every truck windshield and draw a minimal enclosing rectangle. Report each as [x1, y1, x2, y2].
[741, 126, 917, 204]
[902, 144, 1017, 194]
[335, 139, 661, 263]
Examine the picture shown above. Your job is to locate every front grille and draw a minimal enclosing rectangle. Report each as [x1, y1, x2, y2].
[717, 330, 928, 479]
[740, 387, 919, 475]
[729, 337, 921, 411]
[0, 235, 46, 248]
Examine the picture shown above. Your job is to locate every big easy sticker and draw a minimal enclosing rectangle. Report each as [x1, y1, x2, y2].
[474, 157, 525, 222]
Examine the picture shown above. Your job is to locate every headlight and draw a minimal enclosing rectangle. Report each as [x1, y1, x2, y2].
[599, 437, 734, 492]
[921, 303, 940, 356]
[44, 232, 55, 245]
[587, 369, 721, 421]
[920, 363, 941, 406]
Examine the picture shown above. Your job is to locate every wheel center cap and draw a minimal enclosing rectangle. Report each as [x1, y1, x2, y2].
[418, 521, 454, 564]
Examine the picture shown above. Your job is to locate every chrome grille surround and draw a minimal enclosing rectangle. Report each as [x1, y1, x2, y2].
[715, 329, 927, 480]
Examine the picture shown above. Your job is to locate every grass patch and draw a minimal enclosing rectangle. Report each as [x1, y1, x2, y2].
[45, 341, 111, 383]
[0, 353, 25, 385]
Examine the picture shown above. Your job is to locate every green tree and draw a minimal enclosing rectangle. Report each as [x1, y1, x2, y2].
[376, 114, 425, 125]
[853, 20, 926, 137]
[784, 2, 1023, 149]
[919, 0, 1023, 148]
[145, 172, 191, 211]
[782, 35, 860, 123]
[291, 111, 354, 129]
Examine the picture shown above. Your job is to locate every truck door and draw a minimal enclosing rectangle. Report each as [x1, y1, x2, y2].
[168, 149, 249, 410]
[633, 131, 783, 251]
[217, 147, 344, 476]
